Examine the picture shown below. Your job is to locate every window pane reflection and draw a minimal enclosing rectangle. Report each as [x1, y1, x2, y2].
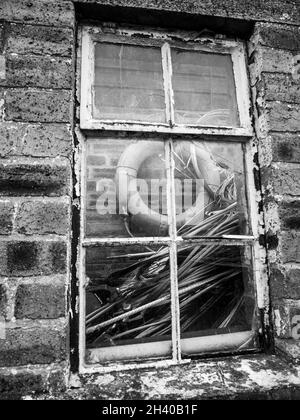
[172, 50, 239, 127]
[85, 139, 169, 238]
[86, 245, 172, 356]
[172, 141, 249, 236]
[93, 43, 166, 123]
[177, 244, 257, 355]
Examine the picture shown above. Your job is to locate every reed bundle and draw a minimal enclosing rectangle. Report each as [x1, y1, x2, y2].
[86, 143, 249, 347]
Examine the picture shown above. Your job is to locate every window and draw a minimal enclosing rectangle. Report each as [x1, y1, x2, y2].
[78, 25, 267, 371]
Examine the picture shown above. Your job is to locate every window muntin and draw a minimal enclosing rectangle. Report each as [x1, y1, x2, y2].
[79, 26, 265, 371]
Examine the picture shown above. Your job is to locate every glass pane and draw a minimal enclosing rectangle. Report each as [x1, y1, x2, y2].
[85, 245, 172, 361]
[172, 141, 249, 237]
[172, 49, 239, 126]
[93, 43, 166, 123]
[177, 244, 257, 356]
[85, 138, 170, 238]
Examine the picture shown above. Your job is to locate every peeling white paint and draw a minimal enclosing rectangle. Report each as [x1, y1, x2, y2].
[0, 55, 6, 80]
[259, 135, 273, 167]
[94, 374, 115, 387]
[274, 309, 283, 336]
[141, 374, 205, 398]
[265, 202, 280, 233]
[238, 359, 300, 388]
[0, 98, 5, 121]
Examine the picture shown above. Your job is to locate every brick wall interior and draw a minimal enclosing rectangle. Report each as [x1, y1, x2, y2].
[0, 0, 299, 398]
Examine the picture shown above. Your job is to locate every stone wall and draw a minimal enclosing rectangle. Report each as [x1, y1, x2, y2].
[0, 0, 299, 399]
[248, 22, 300, 352]
[0, 0, 75, 397]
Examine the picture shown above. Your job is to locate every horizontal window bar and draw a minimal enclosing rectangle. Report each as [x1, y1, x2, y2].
[81, 122, 253, 138]
[178, 236, 256, 247]
[82, 237, 173, 247]
[82, 236, 256, 247]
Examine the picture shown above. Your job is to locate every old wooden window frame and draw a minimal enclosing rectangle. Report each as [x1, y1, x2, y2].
[80, 26, 252, 136]
[77, 24, 270, 374]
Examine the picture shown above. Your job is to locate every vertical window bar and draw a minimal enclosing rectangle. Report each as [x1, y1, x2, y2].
[80, 29, 94, 125]
[166, 140, 177, 241]
[80, 247, 87, 368]
[80, 137, 88, 370]
[166, 140, 182, 362]
[231, 46, 252, 131]
[170, 242, 181, 362]
[162, 43, 175, 127]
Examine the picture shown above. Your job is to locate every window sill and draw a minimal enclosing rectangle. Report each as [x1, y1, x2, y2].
[67, 352, 300, 400]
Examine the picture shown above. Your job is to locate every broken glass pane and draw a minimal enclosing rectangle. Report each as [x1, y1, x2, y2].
[93, 43, 166, 123]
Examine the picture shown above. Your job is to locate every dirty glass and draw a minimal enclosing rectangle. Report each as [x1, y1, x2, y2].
[84, 137, 257, 362]
[172, 50, 239, 127]
[85, 245, 172, 360]
[172, 140, 249, 236]
[177, 244, 257, 355]
[85, 138, 170, 238]
[93, 43, 166, 123]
